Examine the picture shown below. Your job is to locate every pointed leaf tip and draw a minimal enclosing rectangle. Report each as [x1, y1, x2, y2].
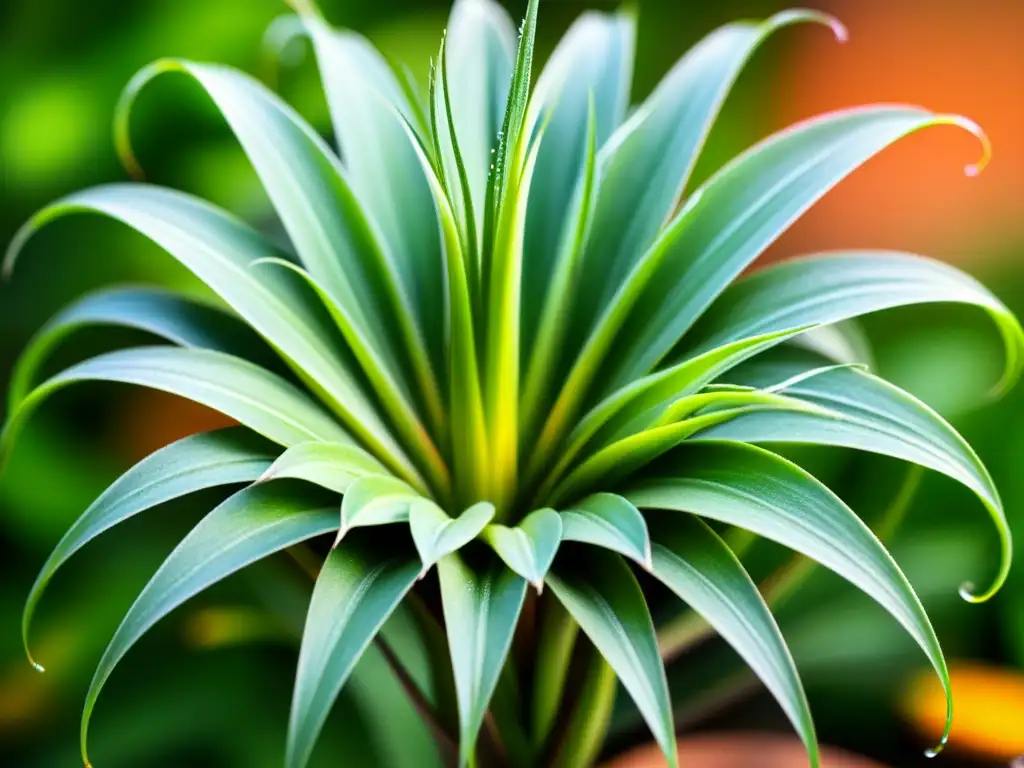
[768, 9, 848, 43]
[933, 114, 991, 176]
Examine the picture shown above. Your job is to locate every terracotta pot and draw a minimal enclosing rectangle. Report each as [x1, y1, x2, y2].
[604, 733, 888, 768]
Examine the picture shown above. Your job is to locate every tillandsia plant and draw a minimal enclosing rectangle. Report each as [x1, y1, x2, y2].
[4, 0, 1022, 766]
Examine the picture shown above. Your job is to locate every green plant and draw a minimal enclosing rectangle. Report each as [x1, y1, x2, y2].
[4, 0, 1020, 766]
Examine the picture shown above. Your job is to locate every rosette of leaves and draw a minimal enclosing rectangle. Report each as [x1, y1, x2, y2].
[5, 1, 1020, 766]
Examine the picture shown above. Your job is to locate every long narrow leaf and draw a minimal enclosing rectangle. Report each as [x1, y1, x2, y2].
[438, 0, 516, 246]
[295, 17, 448, 399]
[286, 535, 420, 768]
[22, 427, 276, 670]
[521, 7, 634, 362]
[117, 60, 444, 460]
[626, 440, 954, 752]
[4, 184, 422, 485]
[647, 513, 819, 766]
[2, 347, 352, 463]
[700, 346, 1012, 601]
[437, 553, 527, 767]
[259, 441, 389, 493]
[574, 10, 844, 334]
[681, 251, 1023, 393]
[252, 257, 449, 497]
[587, 109, 988, 401]
[8, 287, 274, 410]
[547, 547, 677, 767]
[81, 484, 339, 766]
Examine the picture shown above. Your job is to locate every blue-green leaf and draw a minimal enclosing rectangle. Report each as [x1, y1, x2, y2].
[599, 108, 989, 394]
[647, 512, 819, 766]
[560, 493, 651, 568]
[116, 60, 444, 475]
[701, 346, 1012, 602]
[2, 347, 352, 463]
[408, 500, 495, 574]
[572, 10, 845, 353]
[286, 535, 420, 768]
[437, 553, 527, 767]
[547, 547, 677, 768]
[439, 0, 516, 246]
[81, 484, 338, 766]
[259, 441, 389, 493]
[339, 476, 422, 540]
[22, 427, 276, 671]
[521, 7, 635, 353]
[682, 251, 1024, 393]
[8, 287, 273, 410]
[4, 184, 422, 486]
[482, 507, 562, 590]
[626, 440, 954, 753]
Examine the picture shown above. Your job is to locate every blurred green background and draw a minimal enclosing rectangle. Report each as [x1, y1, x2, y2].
[2, 1, 1022, 766]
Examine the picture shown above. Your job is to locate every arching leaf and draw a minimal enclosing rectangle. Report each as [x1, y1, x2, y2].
[547, 547, 677, 768]
[700, 346, 1011, 601]
[2, 347, 352, 462]
[682, 251, 1023, 392]
[8, 287, 274, 410]
[588, 108, 988, 401]
[574, 10, 844, 335]
[647, 513, 819, 766]
[259, 441, 389, 494]
[81, 484, 338, 766]
[437, 553, 527, 767]
[338, 476, 422, 540]
[22, 428, 276, 670]
[626, 441, 953, 752]
[286, 535, 420, 768]
[4, 184, 421, 486]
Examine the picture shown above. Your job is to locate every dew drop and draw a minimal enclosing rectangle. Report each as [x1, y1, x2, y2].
[31, 661, 45, 673]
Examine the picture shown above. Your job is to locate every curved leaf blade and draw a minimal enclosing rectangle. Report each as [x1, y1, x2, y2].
[259, 441, 389, 494]
[482, 508, 562, 590]
[252, 257, 449, 497]
[295, 17, 448, 399]
[437, 553, 527, 767]
[560, 493, 651, 568]
[2, 347, 351, 464]
[439, 0, 516, 245]
[626, 440, 954, 752]
[339, 476, 421, 539]
[409, 500, 495, 574]
[521, 7, 635, 362]
[286, 535, 420, 768]
[683, 251, 1024, 393]
[575, 10, 844, 334]
[81, 484, 338, 765]
[8, 287, 274, 410]
[598, 108, 989, 395]
[702, 346, 1012, 601]
[22, 427, 276, 670]
[547, 547, 677, 768]
[647, 512, 819, 766]
[4, 184, 422, 486]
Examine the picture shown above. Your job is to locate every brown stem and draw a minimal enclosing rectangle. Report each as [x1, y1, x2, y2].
[376, 636, 460, 767]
